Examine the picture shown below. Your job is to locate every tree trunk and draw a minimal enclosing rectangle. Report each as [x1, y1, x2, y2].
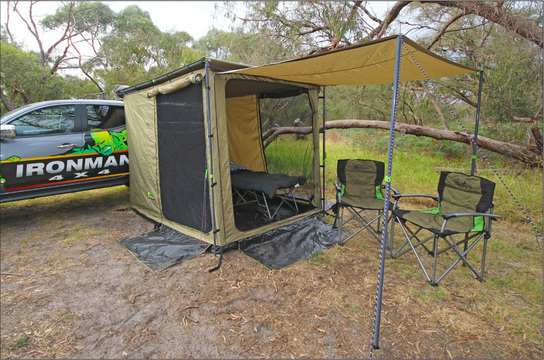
[262, 119, 543, 167]
[0, 92, 15, 112]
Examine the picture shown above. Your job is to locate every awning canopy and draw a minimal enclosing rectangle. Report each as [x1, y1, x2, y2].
[225, 35, 478, 86]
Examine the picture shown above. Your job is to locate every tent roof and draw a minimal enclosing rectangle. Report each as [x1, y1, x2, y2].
[116, 58, 250, 97]
[223, 35, 478, 86]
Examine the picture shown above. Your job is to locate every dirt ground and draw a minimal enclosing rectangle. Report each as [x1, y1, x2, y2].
[1, 186, 542, 359]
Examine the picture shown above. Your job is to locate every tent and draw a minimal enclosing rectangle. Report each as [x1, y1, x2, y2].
[117, 35, 479, 348]
[117, 35, 477, 249]
[118, 59, 324, 250]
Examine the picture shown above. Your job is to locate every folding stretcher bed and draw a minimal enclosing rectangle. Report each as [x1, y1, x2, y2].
[230, 164, 306, 219]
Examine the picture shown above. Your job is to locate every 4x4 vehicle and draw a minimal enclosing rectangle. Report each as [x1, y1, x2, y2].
[1, 100, 128, 203]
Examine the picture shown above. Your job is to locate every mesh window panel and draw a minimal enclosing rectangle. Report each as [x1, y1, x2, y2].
[259, 92, 316, 200]
[156, 84, 211, 232]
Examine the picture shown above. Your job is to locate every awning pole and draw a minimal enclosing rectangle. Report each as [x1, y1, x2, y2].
[471, 71, 484, 176]
[204, 59, 219, 255]
[371, 35, 403, 353]
[322, 86, 327, 211]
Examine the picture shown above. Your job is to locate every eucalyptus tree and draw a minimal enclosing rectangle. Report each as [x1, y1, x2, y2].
[93, 5, 203, 93]
[227, 1, 542, 166]
[4, 1, 115, 74]
[1, 1, 116, 106]
[0, 41, 99, 112]
[2, 1, 203, 104]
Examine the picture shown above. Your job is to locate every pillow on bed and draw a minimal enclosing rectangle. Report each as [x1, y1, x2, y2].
[230, 162, 249, 173]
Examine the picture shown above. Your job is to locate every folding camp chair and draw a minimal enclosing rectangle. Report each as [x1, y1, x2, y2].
[389, 171, 501, 286]
[334, 159, 395, 246]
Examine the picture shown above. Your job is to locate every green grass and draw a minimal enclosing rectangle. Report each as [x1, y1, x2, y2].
[264, 130, 542, 232]
[408, 286, 451, 303]
[10, 335, 31, 351]
[1, 135, 541, 350]
[321, 129, 543, 229]
[265, 137, 315, 177]
[307, 250, 336, 266]
[59, 225, 103, 244]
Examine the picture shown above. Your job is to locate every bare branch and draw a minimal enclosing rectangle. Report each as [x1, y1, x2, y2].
[427, 11, 466, 50]
[371, 1, 412, 40]
[427, 1, 543, 48]
[12, 1, 46, 63]
[419, 81, 449, 130]
[4, 1, 16, 44]
[70, 36, 103, 94]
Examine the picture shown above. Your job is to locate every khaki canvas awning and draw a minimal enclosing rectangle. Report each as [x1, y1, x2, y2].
[226, 35, 478, 86]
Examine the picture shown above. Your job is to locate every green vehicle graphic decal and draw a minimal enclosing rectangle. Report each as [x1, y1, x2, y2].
[69, 129, 128, 156]
[1, 130, 128, 192]
[0, 156, 21, 185]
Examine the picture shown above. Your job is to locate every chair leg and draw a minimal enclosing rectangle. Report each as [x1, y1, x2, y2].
[462, 233, 469, 267]
[388, 215, 396, 257]
[396, 220, 433, 283]
[260, 192, 272, 219]
[431, 235, 439, 286]
[427, 232, 488, 285]
[338, 206, 345, 245]
[391, 221, 433, 259]
[339, 208, 384, 246]
[444, 233, 487, 282]
[348, 208, 383, 243]
[480, 235, 489, 282]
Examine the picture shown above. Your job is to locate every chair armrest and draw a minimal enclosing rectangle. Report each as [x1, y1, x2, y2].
[381, 184, 400, 195]
[334, 181, 342, 192]
[442, 212, 502, 220]
[440, 212, 502, 233]
[392, 193, 439, 201]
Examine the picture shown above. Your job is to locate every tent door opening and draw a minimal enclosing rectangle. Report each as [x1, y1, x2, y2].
[224, 79, 319, 232]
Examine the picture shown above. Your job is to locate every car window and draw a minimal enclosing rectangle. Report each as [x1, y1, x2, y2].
[87, 105, 125, 130]
[10, 105, 76, 136]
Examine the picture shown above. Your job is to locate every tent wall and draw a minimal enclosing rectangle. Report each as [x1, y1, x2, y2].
[226, 95, 267, 172]
[124, 70, 215, 244]
[124, 91, 163, 220]
[125, 66, 324, 247]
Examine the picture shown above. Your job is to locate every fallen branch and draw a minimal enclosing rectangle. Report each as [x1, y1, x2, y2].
[262, 120, 542, 167]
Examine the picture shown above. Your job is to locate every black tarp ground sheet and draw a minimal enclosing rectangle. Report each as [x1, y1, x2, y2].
[239, 215, 344, 270]
[120, 215, 344, 271]
[120, 225, 209, 271]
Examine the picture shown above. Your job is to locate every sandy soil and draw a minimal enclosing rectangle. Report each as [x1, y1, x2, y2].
[1, 186, 542, 359]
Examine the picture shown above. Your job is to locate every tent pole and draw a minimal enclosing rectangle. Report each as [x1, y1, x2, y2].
[322, 86, 327, 211]
[371, 35, 403, 352]
[471, 71, 484, 176]
[204, 59, 219, 255]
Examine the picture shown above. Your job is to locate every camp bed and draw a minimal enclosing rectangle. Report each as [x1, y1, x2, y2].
[231, 169, 306, 219]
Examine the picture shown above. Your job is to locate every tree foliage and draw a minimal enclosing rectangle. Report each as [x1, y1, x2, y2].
[0, 41, 96, 112]
[94, 5, 202, 92]
[1, 1, 541, 165]
[1, 1, 204, 107]
[226, 1, 542, 164]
